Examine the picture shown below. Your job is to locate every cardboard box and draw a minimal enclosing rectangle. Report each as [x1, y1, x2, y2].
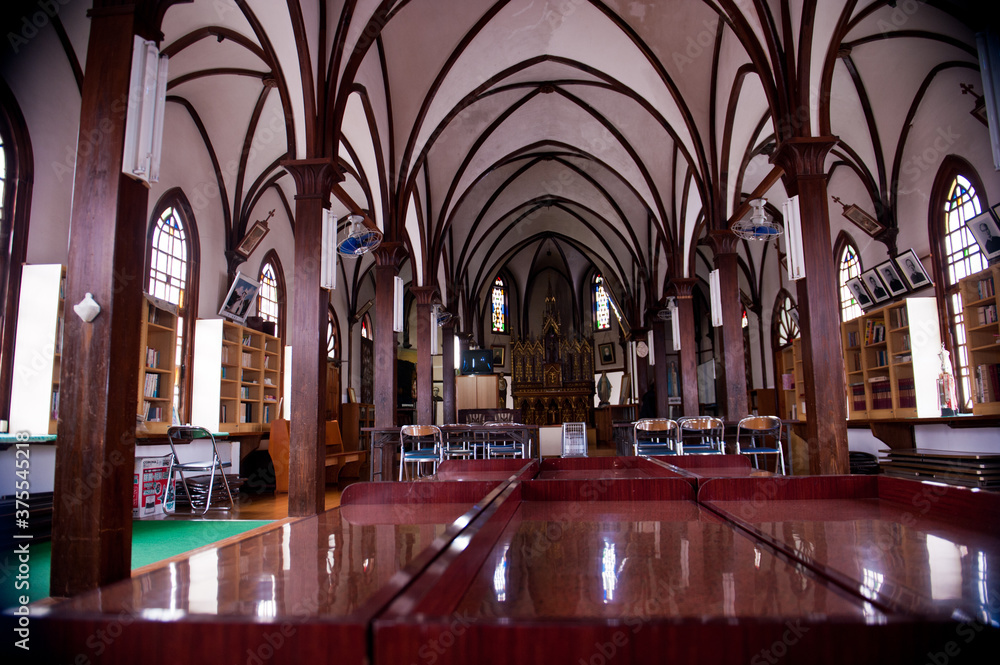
[133, 455, 174, 518]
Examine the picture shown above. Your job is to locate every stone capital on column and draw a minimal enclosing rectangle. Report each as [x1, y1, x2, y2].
[410, 285, 439, 306]
[770, 136, 838, 181]
[281, 158, 341, 200]
[670, 278, 698, 299]
[708, 229, 740, 256]
[373, 241, 406, 268]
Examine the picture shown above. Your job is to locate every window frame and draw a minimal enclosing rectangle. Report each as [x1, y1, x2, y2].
[256, 250, 286, 342]
[144, 190, 200, 425]
[592, 272, 612, 332]
[928, 156, 990, 412]
[491, 276, 509, 334]
[834, 231, 864, 322]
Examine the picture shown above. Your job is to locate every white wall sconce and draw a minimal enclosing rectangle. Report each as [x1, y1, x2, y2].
[669, 297, 681, 351]
[321, 208, 337, 290]
[646, 329, 655, 366]
[123, 36, 168, 184]
[74, 293, 101, 323]
[393, 276, 404, 333]
[782, 195, 806, 281]
[709, 269, 723, 327]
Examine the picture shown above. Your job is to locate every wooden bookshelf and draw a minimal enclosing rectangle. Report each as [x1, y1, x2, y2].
[192, 319, 282, 433]
[777, 340, 804, 421]
[9, 264, 65, 435]
[841, 297, 942, 419]
[959, 265, 1000, 415]
[137, 295, 178, 435]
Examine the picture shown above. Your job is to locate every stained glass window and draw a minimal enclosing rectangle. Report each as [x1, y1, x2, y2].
[941, 174, 987, 410]
[491, 277, 508, 333]
[838, 240, 863, 322]
[594, 274, 610, 330]
[257, 262, 279, 324]
[361, 312, 372, 340]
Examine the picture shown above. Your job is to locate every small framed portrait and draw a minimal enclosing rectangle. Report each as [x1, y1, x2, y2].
[860, 268, 890, 303]
[845, 277, 874, 310]
[234, 210, 274, 258]
[219, 271, 260, 324]
[893, 250, 933, 290]
[876, 260, 908, 297]
[491, 345, 505, 367]
[599, 342, 616, 365]
[967, 209, 1000, 260]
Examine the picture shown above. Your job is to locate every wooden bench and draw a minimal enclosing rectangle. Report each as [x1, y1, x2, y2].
[269, 419, 369, 492]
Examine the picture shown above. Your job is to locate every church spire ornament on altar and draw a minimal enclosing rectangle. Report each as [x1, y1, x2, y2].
[937, 344, 958, 417]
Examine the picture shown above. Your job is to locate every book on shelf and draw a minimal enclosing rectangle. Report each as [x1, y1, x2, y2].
[869, 377, 893, 410]
[864, 320, 886, 345]
[781, 373, 794, 390]
[221, 346, 230, 364]
[894, 353, 912, 364]
[977, 304, 998, 326]
[852, 352, 861, 371]
[873, 349, 888, 367]
[50, 390, 60, 421]
[897, 377, 916, 409]
[220, 404, 227, 423]
[55, 317, 65, 355]
[145, 346, 160, 368]
[143, 373, 160, 398]
[891, 307, 909, 328]
[975, 276, 996, 300]
[847, 330, 860, 347]
[263, 404, 272, 423]
[849, 383, 866, 411]
[976, 364, 1000, 404]
[242, 351, 252, 367]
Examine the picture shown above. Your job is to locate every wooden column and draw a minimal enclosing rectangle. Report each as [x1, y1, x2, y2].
[442, 320, 456, 423]
[709, 231, 749, 420]
[650, 318, 670, 418]
[281, 159, 336, 516]
[411, 286, 437, 425]
[772, 137, 849, 475]
[632, 327, 649, 396]
[672, 279, 700, 418]
[49, 5, 150, 597]
[373, 243, 405, 428]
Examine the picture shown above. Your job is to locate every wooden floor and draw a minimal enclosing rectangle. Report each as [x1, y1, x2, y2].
[158, 484, 351, 521]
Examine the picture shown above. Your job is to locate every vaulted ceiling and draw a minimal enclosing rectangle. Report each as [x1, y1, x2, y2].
[81, 1, 996, 332]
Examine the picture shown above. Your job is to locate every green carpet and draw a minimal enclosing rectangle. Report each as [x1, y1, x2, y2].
[3, 520, 271, 608]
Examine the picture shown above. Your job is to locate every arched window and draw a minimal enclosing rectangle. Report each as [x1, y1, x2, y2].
[774, 292, 799, 348]
[327, 308, 338, 361]
[593, 273, 611, 331]
[934, 170, 989, 410]
[837, 236, 863, 322]
[256, 251, 285, 340]
[361, 312, 372, 340]
[146, 196, 198, 423]
[491, 276, 508, 333]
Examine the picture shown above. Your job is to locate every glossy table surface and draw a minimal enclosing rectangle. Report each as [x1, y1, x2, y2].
[701, 477, 1000, 627]
[537, 455, 685, 480]
[452, 498, 879, 621]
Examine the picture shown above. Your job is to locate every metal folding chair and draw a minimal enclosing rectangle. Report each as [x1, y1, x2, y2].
[483, 422, 527, 459]
[633, 418, 680, 456]
[399, 425, 443, 480]
[166, 426, 234, 514]
[677, 416, 725, 454]
[736, 415, 785, 474]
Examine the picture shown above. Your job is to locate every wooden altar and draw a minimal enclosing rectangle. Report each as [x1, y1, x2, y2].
[510, 292, 594, 427]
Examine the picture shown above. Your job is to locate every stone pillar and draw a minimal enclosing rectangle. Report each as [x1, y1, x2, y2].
[442, 320, 456, 423]
[411, 286, 438, 425]
[373, 243, 405, 428]
[709, 230, 749, 420]
[281, 159, 337, 516]
[671, 279, 700, 418]
[772, 137, 849, 475]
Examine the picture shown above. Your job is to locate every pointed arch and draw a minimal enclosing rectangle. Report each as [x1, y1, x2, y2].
[833, 230, 863, 322]
[257, 249, 286, 342]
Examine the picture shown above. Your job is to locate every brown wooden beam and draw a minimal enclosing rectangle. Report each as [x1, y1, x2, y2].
[709, 231, 749, 420]
[411, 286, 438, 425]
[650, 318, 670, 418]
[772, 137, 849, 475]
[671, 279, 700, 418]
[442, 320, 456, 423]
[281, 158, 337, 516]
[373, 243, 405, 428]
[50, 7, 148, 598]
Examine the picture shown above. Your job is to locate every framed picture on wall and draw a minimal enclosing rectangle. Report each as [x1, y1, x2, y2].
[860, 268, 890, 303]
[893, 249, 932, 290]
[875, 260, 908, 297]
[599, 342, 615, 365]
[967, 209, 1000, 259]
[218, 271, 260, 324]
[491, 345, 505, 367]
[846, 277, 874, 310]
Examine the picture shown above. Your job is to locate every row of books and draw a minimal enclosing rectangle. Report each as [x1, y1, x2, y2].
[849, 383, 866, 411]
[240, 385, 253, 399]
[242, 351, 254, 367]
[889, 306, 909, 329]
[975, 304, 998, 326]
[239, 402, 254, 423]
[850, 352, 862, 372]
[263, 404, 273, 424]
[143, 373, 160, 398]
[897, 377, 916, 409]
[142, 400, 164, 422]
[898, 333, 910, 352]
[51, 389, 59, 421]
[972, 276, 996, 301]
[869, 376, 892, 410]
[864, 320, 886, 345]
[846, 330, 860, 348]
[144, 346, 161, 369]
[871, 349, 889, 367]
[975, 363, 1000, 404]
